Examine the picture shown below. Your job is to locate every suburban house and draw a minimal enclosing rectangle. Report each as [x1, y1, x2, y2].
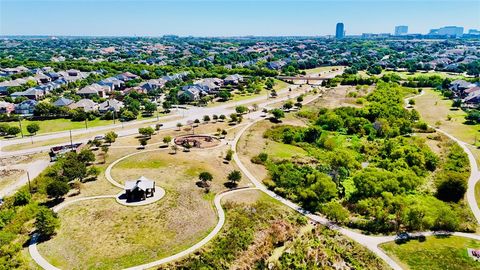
[266, 60, 287, 70]
[11, 87, 48, 100]
[98, 99, 124, 113]
[139, 79, 166, 93]
[0, 101, 15, 115]
[0, 66, 29, 76]
[53, 97, 74, 107]
[15, 100, 37, 115]
[224, 74, 244, 85]
[0, 78, 31, 95]
[98, 77, 125, 91]
[450, 80, 478, 97]
[77, 83, 109, 98]
[116, 72, 139, 81]
[125, 176, 156, 201]
[194, 78, 223, 94]
[58, 69, 87, 83]
[464, 90, 480, 105]
[179, 85, 205, 101]
[68, 99, 98, 112]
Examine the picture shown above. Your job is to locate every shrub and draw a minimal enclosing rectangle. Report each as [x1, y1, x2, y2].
[13, 189, 31, 206]
[251, 152, 268, 164]
[225, 149, 234, 161]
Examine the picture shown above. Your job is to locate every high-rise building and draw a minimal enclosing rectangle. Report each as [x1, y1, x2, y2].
[394, 25, 408, 36]
[428, 26, 464, 37]
[336, 23, 345, 39]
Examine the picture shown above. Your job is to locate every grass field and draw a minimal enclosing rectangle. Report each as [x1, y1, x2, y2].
[414, 89, 480, 149]
[380, 236, 480, 270]
[207, 79, 290, 107]
[303, 66, 344, 75]
[358, 70, 468, 80]
[4, 112, 164, 136]
[38, 198, 215, 270]
[38, 139, 246, 269]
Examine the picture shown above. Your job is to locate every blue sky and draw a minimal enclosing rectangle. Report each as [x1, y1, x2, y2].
[1, 0, 479, 36]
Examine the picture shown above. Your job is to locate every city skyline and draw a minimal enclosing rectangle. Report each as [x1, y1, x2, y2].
[1, 0, 479, 37]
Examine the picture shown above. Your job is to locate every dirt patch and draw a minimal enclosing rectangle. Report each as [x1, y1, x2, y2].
[0, 169, 25, 191]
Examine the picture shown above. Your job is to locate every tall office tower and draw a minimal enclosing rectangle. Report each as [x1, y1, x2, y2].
[395, 25, 408, 36]
[336, 22, 345, 39]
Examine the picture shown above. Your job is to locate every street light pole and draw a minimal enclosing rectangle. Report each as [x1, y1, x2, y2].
[18, 118, 24, 138]
[27, 171, 32, 194]
[69, 130, 73, 148]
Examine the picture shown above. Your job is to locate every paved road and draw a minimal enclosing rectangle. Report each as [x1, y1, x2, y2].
[0, 84, 310, 157]
[0, 159, 50, 198]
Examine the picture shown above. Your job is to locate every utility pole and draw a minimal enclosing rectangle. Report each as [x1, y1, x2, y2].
[69, 130, 73, 148]
[112, 109, 116, 124]
[18, 118, 24, 138]
[27, 171, 32, 194]
[85, 118, 88, 130]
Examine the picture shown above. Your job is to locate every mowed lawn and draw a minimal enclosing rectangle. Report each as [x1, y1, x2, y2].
[303, 66, 344, 75]
[380, 236, 480, 270]
[4, 112, 163, 136]
[7, 118, 114, 135]
[38, 145, 245, 270]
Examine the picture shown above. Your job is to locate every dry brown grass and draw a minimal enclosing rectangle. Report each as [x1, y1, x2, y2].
[37, 138, 251, 269]
[312, 85, 359, 108]
[0, 169, 25, 191]
[414, 88, 480, 166]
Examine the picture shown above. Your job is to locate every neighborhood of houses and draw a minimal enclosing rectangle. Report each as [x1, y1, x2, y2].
[0, 63, 250, 120]
[450, 79, 480, 105]
[0, 66, 191, 116]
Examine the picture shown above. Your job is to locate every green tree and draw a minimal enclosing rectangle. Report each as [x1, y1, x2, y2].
[7, 126, 21, 136]
[35, 207, 60, 238]
[105, 131, 118, 145]
[139, 126, 155, 138]
[227, 170, 242, 185]
[139, 137, 148, 148]
[218, 90, 231, 101]
[436, 172, 467, 202]
[322, 201, 349, 224]
[46, 181, 70, 199]
[87, 166, 101, 180]
[61, 152, 87, 181]
[235, 105, 248, 114]
[199, 171, 213, 188]
[26, 123, 40, 135]
[225, 149, 234, 161]
[270, 109, 285, 121]
[101, 145, 109, 163]
[143, 101, 157, 114]
[13, 189, 31, 206]
[78, 149, 95, 164]
[163, 136, 172, 145]
[283, 101, 294, 110]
